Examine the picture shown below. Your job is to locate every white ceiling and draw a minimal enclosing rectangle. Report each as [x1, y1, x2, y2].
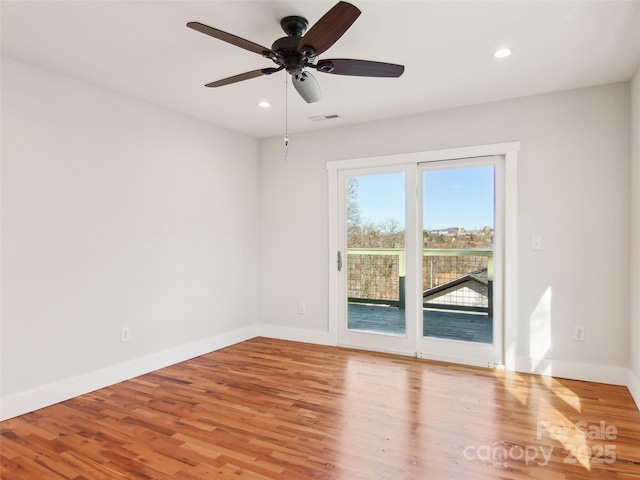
[2, 1, 640, 139]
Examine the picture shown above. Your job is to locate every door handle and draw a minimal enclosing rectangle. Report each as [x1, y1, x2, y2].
[337, 251, 343, 272]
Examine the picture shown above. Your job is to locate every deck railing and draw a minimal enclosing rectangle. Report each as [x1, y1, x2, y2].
[347, 248, 493, 314]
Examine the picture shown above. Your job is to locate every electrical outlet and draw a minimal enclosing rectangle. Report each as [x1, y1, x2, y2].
[121, 326, 131, 343]
[298, 302, 306, 314]
[573, 325, 585, 342]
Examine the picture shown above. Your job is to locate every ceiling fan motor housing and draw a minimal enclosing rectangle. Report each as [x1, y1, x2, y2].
[272, 34, 306, 75]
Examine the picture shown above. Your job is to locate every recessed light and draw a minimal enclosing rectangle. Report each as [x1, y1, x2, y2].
[258, 101, 271, 108]
[493, 48, 512, 59]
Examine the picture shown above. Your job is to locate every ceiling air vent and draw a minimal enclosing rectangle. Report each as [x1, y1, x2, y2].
[308, 114, 340, 122]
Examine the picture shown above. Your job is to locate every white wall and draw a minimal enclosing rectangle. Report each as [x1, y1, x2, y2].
[0, 57, 260, 419]
[259, 83, 631, 384]
[630, 64, 640, 408]
[2, 56, 635, 419]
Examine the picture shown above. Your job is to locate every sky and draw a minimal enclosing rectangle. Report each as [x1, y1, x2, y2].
[353, 166, 494, 230]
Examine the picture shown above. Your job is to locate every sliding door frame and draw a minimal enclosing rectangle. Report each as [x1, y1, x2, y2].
[416, 156, 505, 367]
[327, 142, 520, 370]
[335, 165, 418, 355]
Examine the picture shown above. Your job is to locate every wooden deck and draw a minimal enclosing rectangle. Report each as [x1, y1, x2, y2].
[1, 337, 639, 479]
[348, 303, 493, 343]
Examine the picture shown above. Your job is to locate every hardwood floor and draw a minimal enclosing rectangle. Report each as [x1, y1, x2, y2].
[1, 337, 639, 479]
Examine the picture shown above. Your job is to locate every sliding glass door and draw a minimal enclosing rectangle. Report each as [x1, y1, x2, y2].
[336, 165, 417, 355]
[335, 156, 505, 367]
[417, 158, 504, 367]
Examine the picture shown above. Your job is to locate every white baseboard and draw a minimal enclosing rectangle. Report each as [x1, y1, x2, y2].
[515, 356, 628, 386]
[337, 342, 415, 358]
[254, 334, 636, 398]
[628, 369, 640, 411]
[258, 324, 332, 346]
[0, 325, 259, 421]
[9, 333, 631, 421]
[418, 351, 502, 369]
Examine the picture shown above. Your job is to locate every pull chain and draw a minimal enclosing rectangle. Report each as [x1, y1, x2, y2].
[284, 74, 289, 161]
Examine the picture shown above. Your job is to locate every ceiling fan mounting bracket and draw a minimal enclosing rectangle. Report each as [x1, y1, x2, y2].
[262, 51, 278, 61]
[280, 16, 308, 36]
[317, 62, 334, 73]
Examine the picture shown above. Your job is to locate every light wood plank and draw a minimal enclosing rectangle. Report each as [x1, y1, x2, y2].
[1, 337, 639, 479]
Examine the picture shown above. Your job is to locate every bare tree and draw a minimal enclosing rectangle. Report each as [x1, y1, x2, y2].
[347, 177, 361, 234]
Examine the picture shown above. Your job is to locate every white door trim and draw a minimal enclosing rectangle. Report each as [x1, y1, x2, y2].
[327, 142, 520, 370]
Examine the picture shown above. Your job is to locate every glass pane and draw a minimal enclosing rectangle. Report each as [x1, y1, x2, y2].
[346, 173, 406, 335]
[422, 166, 494, 343]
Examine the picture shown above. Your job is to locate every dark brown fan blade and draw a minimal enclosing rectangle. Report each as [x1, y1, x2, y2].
[297, 2, 361, 56]
[187, 22, 275, 57]
[205, 67, 281, 88]
[316, 59, 404, 77]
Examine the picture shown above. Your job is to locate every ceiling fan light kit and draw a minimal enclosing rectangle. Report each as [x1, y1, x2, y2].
[187, 1, 405, 104]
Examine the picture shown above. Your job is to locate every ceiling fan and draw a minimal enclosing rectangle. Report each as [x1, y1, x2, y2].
[187, 1, 404, 103]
